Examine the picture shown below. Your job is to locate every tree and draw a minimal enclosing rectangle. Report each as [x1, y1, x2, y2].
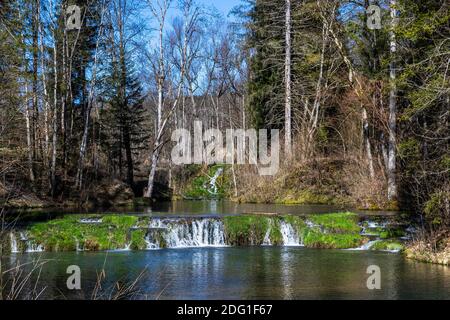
[101, 0, 147, 187]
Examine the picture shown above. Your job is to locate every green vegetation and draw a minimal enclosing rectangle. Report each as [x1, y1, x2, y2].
[370, 240, 404, 252]
[380, 228, 405, 239]
[5, 212, 409, 253]
[283, 215, 307, 234]
[223, 215, 270, 245]
[29, 215, 139, 252]
[303, 230, 365, 249]
[268, 218, 283, 245]
[300, 212, 367, 249]
[130, 229, 147, 250]
[308, 212, 360, 233]
[183, 165, 230, 199]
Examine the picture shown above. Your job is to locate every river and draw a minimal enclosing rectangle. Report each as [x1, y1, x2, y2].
[2, 201, 449, 300]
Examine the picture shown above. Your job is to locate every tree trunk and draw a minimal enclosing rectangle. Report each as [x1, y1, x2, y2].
[387, 0, 398, 201]
[362, 107, 375, 178]
[24, 80, 35, 185]
[145, 149, 160, 199]
[284, 0, 292, 157]
[50, 25, 58, 196]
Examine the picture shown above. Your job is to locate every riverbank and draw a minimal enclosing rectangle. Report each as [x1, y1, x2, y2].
[405, 238, 450, 266]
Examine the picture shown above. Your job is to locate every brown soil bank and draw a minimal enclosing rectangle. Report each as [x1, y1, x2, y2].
[406, 238, 450, 266]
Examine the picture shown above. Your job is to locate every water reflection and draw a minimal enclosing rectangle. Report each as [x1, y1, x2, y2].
[3, 247, 449, 300]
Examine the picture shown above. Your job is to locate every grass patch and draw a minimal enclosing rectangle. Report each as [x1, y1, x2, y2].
[130, 229, 147, 250]
[223, 216, 270, 245]
[268, 218, 283, 245]
[28, 215, 140, 252]
[308, 212, 360, 233]
[303, 229, 366, 249]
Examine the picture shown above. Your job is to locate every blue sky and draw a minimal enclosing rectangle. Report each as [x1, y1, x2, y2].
[198, 0, 242, 17]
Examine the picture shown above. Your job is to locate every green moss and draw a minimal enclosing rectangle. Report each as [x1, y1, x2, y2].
[28, 215, 139, 252]
[379, 228, 405, 239]
[308, 212, 360, 233]
[269, 218, 283, 245]
[303, 229, 366, 249]
[370, 240, 404, 252]
[102, 215, 138, 228]
[147, 230, 167, 248]
[130, 229, 147, 250]
[283, 215, 307, 234]
[184, 165, 231, 199]
[223, 216, 270, 245]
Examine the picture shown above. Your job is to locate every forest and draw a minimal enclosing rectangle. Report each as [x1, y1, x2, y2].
[0, 0, 449, 266]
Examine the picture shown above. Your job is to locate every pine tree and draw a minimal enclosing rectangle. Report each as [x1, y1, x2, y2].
[100, 48, 147, 187]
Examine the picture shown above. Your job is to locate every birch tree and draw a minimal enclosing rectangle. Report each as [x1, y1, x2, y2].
[387, 0, 398, 201]
[284, 0, 292, 157]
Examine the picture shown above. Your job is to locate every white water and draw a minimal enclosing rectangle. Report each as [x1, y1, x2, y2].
[346, 240, 380, 251]
[262, 223, 272, 246]
[143, 217, 303, 249]
[9, 216, 402, 253]
[145, 218, 227, 249]
[9, 232, 44, 253]
[208, 168, 223, 195]
[10, 232, 19, 253]
[280, 221, 303, 246]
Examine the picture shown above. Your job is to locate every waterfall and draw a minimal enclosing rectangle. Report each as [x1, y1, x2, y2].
[280, 221, 303, 246]
[9, 232, 44, 253]
[346, 240, 380, 251]
[263, 225, 272, 246]
[143, 217, 306, 249]
[145, 218, 226, 249]
[10, 232, 18, 253]
[207, 168, 223, 195]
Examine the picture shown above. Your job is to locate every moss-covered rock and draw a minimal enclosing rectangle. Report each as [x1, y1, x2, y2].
[370, 240, 404, 252]
[223, 215, 270, 245]
[28, 215, 139, 252]
[183, 165, 231, 199]
[308, 212, 360, 233]
[303, 229, 366, 249]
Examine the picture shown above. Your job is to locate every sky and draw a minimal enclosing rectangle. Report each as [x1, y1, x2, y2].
[198, 0, 242, 17]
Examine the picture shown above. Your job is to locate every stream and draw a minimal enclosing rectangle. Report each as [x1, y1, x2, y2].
[2, 201, 449, 300]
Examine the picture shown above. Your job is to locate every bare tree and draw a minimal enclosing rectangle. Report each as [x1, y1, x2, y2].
[75, 0, 109, 189]
[284, 0, 292, 158]
[387, 0, 398, 201]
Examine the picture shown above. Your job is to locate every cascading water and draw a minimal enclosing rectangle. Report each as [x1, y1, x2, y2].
[145, 218, 226, 249]
[9, 231, 44, 253]
[143, 217, 304, 249]
[280, 221, 303, 246]
[10, 232, 18, 253]
[207, 168, 223, 195]
[5, 215, 404, 253]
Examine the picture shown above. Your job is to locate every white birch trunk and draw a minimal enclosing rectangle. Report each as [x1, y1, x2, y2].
[284, 0, 292, 157]
[387, 0, 398, 201]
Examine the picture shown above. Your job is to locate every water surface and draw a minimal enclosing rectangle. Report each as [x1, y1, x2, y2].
[6, 247, 449, 300]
